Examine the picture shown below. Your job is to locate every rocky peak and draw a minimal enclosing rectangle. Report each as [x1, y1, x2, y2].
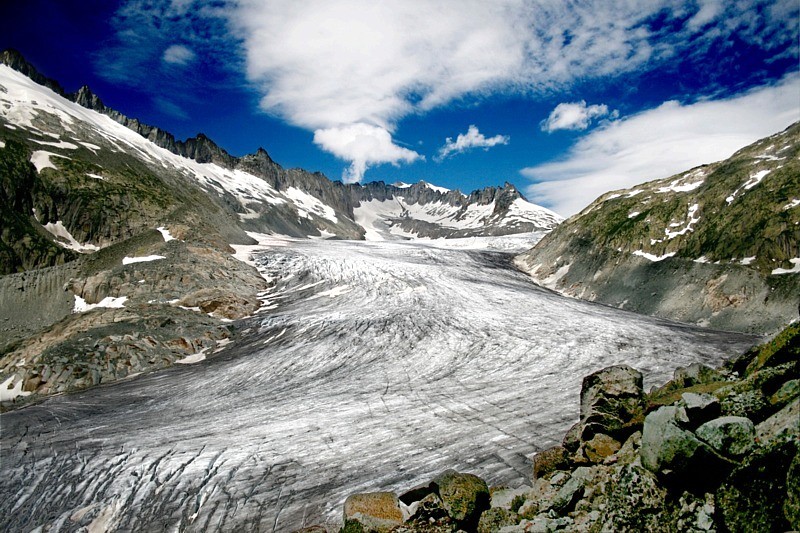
[71, 85, 104, 111]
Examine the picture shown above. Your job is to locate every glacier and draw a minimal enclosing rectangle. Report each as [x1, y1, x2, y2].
[0, 239, 755, 531]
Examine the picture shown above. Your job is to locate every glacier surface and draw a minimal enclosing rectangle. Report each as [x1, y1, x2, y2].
[0, 240, 755, 531]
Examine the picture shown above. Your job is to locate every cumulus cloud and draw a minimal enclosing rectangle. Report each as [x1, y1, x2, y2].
[436, 125, 510, 161]
[313, 124, 423, 184]
[541, 101, 617, 133]
[521, 75, 800, 217]
[105, 0, 799, 181]
[162, 44, 196, 65]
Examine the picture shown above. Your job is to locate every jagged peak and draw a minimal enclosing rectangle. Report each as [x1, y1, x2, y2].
[0, 48, 66, 97]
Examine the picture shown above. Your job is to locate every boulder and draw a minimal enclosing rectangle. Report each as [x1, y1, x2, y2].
[561, 422, 581, 454]
[579, 365, 646, 442]
[547, 474, 584, 515]
[595, 464, 667, 532]
[695, 416, 755, 458]
[716, 438, 797, 532]
[434, 470, 490, 526]
[640, 406, 732, 490]
[674, 363, 723, 387]
[477, 507, 519, 533]
[756, 398, 800, 450]
[407, 492, 449, 524]
[532, 446, 568, 480]
[490, 485, 531, 511]
[680, 392, 721, 428]
[582, 433, 621, 464]
[770, 378, 800, 406]
[342, 492, 404, 533]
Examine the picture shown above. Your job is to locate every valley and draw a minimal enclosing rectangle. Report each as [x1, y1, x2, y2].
[0, 238, 755, 531]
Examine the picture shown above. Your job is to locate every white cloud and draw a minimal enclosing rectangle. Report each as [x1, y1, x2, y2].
[162, 44, 196, 65]
[313, 124, 423, 184]
[221, 0, 797, 180]
[541, 101, 616, 133]
[436, 125, 510, 160]
[521, 75, 800, 217]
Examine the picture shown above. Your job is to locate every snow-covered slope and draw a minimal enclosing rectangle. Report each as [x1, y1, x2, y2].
[0, 53, 561, 262]
[0, 238, 754, 531]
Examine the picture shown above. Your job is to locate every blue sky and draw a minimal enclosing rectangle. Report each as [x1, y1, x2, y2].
[2, 0, 798, 215]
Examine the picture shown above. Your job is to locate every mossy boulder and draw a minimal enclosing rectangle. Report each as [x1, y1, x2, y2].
[342, 492, 404, 533]
[579, 365, 646, 442]
[695, 416, 755, 458]
[434, 470, 490, 527]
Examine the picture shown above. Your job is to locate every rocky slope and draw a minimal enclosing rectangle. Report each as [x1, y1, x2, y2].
[0, 51, 558, 408]
[515, 123, 800, 334]
[331, 323, 799, 532]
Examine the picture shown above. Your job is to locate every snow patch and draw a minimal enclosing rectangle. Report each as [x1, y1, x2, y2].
[771, 258, 800, 275]
[30, 138, 79, 150]
[176, 348, 209, 365]
[741, 257, 756, 265]
[73, 295, 128, 313]
[156, 226, 176, 242]
[86, 173, 105, 180]
[30, 150, 70, 172]
[0, 140, 5, 148]
[628, 211, 640, 218]
[0, 375, 31, 402]
[43, 221, 100, 252]
[783, 199, 800, 210]
[122, 255, 165, 265]
[79, 141, 101, 153]
[633, 250, 676, 262]
[664, 203, 700, 239]
[422, 181, 450, 194]
[694, 256, 710, 264]
[308, 285, 352, 300]
[284, 187, 338, 223]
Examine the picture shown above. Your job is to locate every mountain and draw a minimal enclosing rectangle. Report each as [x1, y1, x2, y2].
[0, 48, 561, 279]
[0, 50, 559, 409]
[515, 123, 800, 334]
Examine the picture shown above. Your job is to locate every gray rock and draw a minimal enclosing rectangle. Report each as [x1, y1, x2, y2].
[490, 485, 531, 511]
[641, 406, 732, 488]
[342, 492, 404, 533]
[695, 416, 755, 457]
[681, 392, 721, 428]
[548, 475, 584, 515]
[579, 365, 646, 442]
[595, 464, 666, 532]
[477, 507, 519, 533]
[770, 379, 800, 406]
[756, 397, 800, 444]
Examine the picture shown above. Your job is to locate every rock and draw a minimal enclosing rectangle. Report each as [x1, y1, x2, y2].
[716, 437, 797, 532]
[695, 416, 755, 458]
[406, 492, 449, 524]
[342, 492, 404, 533]
[680, 392, 721, 428]
[756, 398, 800, 448]
[579, 365, 645, 442]
[532, 446, 568, 480]
[490, 485, 530, 511]
[547, 474, 584, 515]
[477, 507, 519, 533]
[615, 431, 641, 466]
[786, 449, 800, 529]
[673, 363, 723, 387]
[434, 470, 490, 526]
[720, 389, 770, 422]
[561, 422, 581, 454]
[595, 464, 667, 532]
[770, 378, 800, 406]
[640, 406, 733, 490]
[582, 434, 621, 464]
[398, 481, 437, 505]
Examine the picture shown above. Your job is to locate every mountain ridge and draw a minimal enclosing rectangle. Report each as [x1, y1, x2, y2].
[515, 123, 800, 334]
